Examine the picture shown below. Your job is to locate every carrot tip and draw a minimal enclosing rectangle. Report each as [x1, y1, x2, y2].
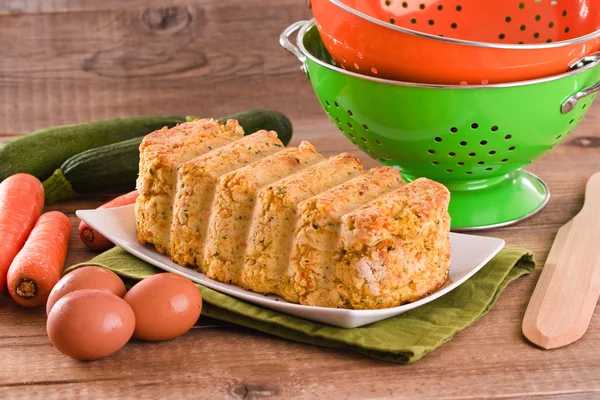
[16, 279, 37, 298]
[82, 228, 95, 243]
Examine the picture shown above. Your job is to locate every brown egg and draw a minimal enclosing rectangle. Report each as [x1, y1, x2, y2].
[46, 266, 126, 315]
[47, 289, 135, 361]
[124, 273, 202, 341]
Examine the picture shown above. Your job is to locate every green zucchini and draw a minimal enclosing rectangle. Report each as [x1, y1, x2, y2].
[42, 109, 293, 204]
[0, 115, 189, 182]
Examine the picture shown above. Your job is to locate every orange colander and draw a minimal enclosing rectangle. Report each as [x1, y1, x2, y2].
[310, 0, 600, 84]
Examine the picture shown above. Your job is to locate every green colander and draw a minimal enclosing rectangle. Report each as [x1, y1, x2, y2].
[281, 20, 600, 230]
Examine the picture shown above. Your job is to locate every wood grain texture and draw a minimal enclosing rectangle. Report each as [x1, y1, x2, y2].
[0, 0, 599, 398]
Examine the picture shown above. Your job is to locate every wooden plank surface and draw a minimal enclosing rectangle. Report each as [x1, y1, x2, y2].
[0, 1, 600, 399]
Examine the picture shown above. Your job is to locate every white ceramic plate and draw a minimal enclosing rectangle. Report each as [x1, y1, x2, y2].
[76, 205, 504, 328]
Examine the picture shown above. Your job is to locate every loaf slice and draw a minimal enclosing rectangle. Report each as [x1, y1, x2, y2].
[170, 130, 285, 268]
[136, 119, 244, 254]
[291, 167, 405, 307]
[335, 178, 451, 310]
[242, 153, 364, 300]
[203, 141, 324, 285]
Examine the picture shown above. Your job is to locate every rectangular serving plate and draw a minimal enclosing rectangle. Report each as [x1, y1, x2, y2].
[77, 205, 504, 328]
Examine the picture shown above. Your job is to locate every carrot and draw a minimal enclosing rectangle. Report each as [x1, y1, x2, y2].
[7, 211, 72, 307]
[78, 190, 138, 251]
[0, 174, 45, 292]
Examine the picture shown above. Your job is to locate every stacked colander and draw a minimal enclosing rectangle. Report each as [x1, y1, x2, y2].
[280, 0, 600, 230]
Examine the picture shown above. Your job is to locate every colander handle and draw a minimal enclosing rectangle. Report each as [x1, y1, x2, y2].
[561, 81, 600, 114]
[280, 21, 307, 63]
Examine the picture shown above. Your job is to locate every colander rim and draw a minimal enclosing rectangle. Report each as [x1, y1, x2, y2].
[325, 0, 600, 50]
[298, 19, 600, 89]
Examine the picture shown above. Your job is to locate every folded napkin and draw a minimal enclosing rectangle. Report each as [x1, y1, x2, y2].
[65, 248, 534, 364]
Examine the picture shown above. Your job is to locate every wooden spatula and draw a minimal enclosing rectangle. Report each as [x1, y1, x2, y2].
[523, 172, 600, 349]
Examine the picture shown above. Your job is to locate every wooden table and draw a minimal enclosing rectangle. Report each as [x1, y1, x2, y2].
[1, 1, 599, 398]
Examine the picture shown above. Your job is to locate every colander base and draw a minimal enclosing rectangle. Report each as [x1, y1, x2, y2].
[402, 170, 549, 231]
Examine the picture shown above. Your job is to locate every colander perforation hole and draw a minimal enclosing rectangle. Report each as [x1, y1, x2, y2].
[434, 137, 442, 142]
[499, 33, 506, 40]
[535, 15, 541, 21]
[466, 171, 473, 175]
[534, 32, 539, 38]
[375, 139, 381, 145]
[491, 126, 499, 131]
[480, 140, 488, 145]
[446, 169, 453, 173]
[519, 2, 525, 9]
[489, 150, 496, 155]
[477, 161, 485, 165]
[385, 0, 391, 5]
[357, 52, 363, 60]
[549, 22, 554, 28]
[448, 152, 456, 157]
[347, 110, 353, 116]
[456, 5, 462, 11]
[460, 141, 467, 146]
[486, 167, 493, 171]
[437, 5, 443, 10]
[451, 22, 457, 29]
[341, 55, 347, 62]
[335, 117, 341, 124]
[457, 162, 465, 166]
[420, 3, 425, 10]
[428, 19, 434, 25]
[569, 119, 574, 124]
[508, 146, 516, 151]
[506, 16, 512, 22]
[450, 127, 458, 133]
[564, 27, 570, 33]
[325, 100, 330, 107]
[546, 39, 552, 43]
[353, 63, 359, 70]
[469, 152, 476, 157]
[432, 161, 439, 165]
[390, 18, 396, 24]
[371, 67, 378, 74]
[334, 102, 339, 108]
[481, 79, 489, 85]
[361, 137, 367, 143]
[520, 25, 526, 31]
[583, 104, 588, 110]
[501, 158, 508, 162]
[363, 124, 370, 130]
[348, 122, 353, 128]
[505, 134, 512, 140]
[562, 10, 567, 16]
[556, 135, 562, 140]
[428, 149, 436, 154]
[471, 123, 479, 129]
[402, 1, 408, 7]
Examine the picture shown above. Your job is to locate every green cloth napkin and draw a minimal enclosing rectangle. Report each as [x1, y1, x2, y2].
[65, 247, 534, 364]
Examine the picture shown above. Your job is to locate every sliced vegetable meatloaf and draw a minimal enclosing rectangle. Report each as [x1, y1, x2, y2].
[203, 141, 324, 286]
[136, 123, 452, 310]
[170, 130, 284, 268]
[291, 167, 405, 307]
[243, 153, 364, 301]
[135, 119, 244, 255]
[336, 178, 451, 309]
